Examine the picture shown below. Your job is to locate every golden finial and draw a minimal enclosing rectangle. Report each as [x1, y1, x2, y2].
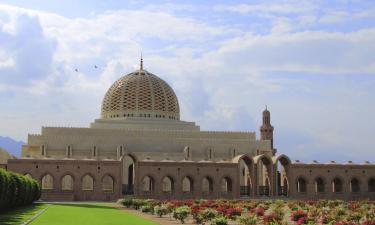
[140, 52, 143, 70]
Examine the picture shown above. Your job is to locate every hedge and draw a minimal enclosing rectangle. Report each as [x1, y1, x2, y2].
[0, 168, 41, 209]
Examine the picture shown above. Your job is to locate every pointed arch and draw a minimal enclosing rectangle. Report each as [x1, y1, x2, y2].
[234, 154, 254, 196]
[82, 174, 94, 191]
[182, 176, 194, 193]
[314, 177, 325, 193]
[141, 175, 154, 193]
[162, 176, 174, 193]
[221, 176, 233, 193]
[332, 177, 343, 193]
[296, 176, 307, 193]
[202, 176, 213, 194]
[350, 177, 360, 193]
[273, 154, 291, 196]
[102, 174, 114, 192]
[121, 153, 136, 195]
[41, 173, 54, 190]
[61, 174, 74, 191]
[368, 178, 375, 192]
[254, 154, 272, 196]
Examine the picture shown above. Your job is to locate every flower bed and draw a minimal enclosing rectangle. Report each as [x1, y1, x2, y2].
[118, 198, 375, 225]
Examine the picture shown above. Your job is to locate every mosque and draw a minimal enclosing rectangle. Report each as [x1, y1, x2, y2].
[3, 59, 375, 201]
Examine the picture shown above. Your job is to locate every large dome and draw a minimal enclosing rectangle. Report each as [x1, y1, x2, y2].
[101, 68, 180, 120]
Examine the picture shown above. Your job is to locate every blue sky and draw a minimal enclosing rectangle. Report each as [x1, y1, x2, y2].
[0, 0, 375, 163]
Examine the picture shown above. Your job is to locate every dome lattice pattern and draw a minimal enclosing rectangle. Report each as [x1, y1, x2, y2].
[101, 70, 180, 120]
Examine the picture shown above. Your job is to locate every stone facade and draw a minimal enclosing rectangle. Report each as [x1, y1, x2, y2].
[4, 65, 375, 201]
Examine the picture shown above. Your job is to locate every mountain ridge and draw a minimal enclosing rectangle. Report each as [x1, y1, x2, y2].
[0, 136, 25, 157]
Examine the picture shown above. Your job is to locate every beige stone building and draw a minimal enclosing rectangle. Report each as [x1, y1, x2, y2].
[4, 60, 375, 201]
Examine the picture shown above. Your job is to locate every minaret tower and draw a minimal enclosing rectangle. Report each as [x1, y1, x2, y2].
[260, 106, 274, 151]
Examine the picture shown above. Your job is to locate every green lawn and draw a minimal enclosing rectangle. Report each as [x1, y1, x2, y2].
[30, 203, 158, 225]
[0, 203, 47, 225]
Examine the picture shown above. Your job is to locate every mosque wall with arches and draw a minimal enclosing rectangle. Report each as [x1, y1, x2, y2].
[6, 158, 122, 201]
[6, 153, 375, 201]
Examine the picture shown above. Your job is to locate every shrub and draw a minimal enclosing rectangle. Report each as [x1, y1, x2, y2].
[210, 216, 228, 225]
[154, 205, 168, 217]
[120, 198, 133, 208]
[0, 169, 40, 209]
[9, 172, 19, 207]
[0, 169, 10, 208]
[140, 205, 153, 213]
[201, 208, 218, 221]
[172, 206, 191, 224]
[237, 215, 258, 225]
[132, 199, 146, 210]
[274, 200, 285, 208]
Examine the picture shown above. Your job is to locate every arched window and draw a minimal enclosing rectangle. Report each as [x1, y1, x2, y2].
[117, 146, 124, 160]
[142, 176, 154, 193]
[368, 178, 375, 192]
[350, 178, 360, 193]
[315, 177, 325, 193]
[25, 173, 32, 179]
[184, 146, 190, 160]
[82, 174, 94, 191]
[102, 175, 114, 192]
[333, 178, 343, 193]
[61, 175, 74, 191]
[182, 176, 193, 193]
[162, 176, 173, 193]
[92, 146, 97, 158]
[221, 177, 232, 193]
[206, 148, 213, 160]
[66, 145, 72, 158]
[231, 148, 236, 158]
[297, 177, 307, 193]
[41, 174, 54, 190]
[41, 144, 46, 156]
[202, 176, 213, 193]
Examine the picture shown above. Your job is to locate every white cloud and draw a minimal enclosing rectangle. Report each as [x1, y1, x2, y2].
[0, 3, 374, 163]
[214, 2, 315, 15]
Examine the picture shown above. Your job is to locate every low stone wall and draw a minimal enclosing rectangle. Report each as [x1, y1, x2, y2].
[7, 158, 122, 202]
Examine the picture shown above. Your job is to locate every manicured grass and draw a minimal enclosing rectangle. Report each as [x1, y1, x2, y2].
[30, 203, 158, 225]
[0, 203, 47, 225]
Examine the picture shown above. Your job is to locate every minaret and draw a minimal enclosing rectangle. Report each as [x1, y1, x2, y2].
[260, 105, 274, 151]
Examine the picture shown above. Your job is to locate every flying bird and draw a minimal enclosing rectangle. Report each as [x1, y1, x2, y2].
[75, 68, 78, 72]
[94, 65, 98, 69]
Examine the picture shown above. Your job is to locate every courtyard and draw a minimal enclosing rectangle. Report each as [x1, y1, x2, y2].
[1, 199, 375, 225]
[0, 203, 157, 225]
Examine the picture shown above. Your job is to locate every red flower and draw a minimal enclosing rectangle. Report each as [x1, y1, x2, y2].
[254, 207, 265, 216]
[291, 209, 307, 222]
